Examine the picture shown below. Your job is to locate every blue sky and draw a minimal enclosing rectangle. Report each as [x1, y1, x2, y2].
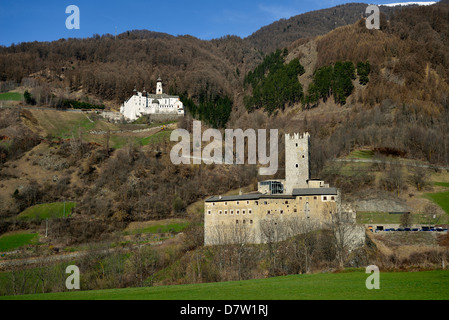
[0, 0, 435, 46]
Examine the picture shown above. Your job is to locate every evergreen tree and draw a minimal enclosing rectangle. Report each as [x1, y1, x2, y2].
[24, 90, 36, 105]
[244, 49, 305, 115]
[304, 61, 357, 107]
[357, 61, 371, 85]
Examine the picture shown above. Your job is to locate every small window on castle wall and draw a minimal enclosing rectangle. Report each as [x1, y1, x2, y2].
[267, 210, 271, 215]
[237, 210, 240, 215]
[332, 197, 335, 201]
[323, 197, 327, 201]
[225, 211, 228, 215]
[250, 220, 253, 224]
[247, 201, 250, 205]
[249, 209, 252, 215]
[207, 211, 211, 215]
[296, 164, 299, 168]
[225, 202, 228, 206]
[219, 211, 222, 215]
[231, 210, 234, 215]
[236, 220, 239, 224]
[236, 202, 240, 205]
[242, 210, 246, 215]
[314, 197, 317, 200]
[280, 210, 284, 214]
[243, 220, 246, 224]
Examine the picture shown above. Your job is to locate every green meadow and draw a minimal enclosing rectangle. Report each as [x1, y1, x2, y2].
[356, 212, 410, 224]
[425, 182, 449, 220]
[140, 130, 173, 146]
[0, 232, 38, 252]
[124, 219, 189, 236]
[1, 270, 448, 300]
[434, 182, 449, 188]
[0, 92, 22, 101]
[346, 149, 374, 160]
[17, 202, 76, 221]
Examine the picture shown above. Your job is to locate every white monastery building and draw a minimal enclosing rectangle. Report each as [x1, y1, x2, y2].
[120, 78, 185, 121]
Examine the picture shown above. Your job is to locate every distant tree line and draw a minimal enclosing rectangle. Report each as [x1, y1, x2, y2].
[304, 61, 370, 108]
[243, 49, 305, 115]
[181, 94, 233, 129]
[0, 32, 262, 106]
[58, 99, 106, 110]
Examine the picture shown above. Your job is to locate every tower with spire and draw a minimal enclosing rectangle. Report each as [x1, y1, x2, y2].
[156, 77, 163, 95]
[120, 76, 184, 121]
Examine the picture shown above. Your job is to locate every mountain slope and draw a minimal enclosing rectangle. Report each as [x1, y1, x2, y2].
[0, 3, 414, 109]
[245, 2, 403, 53]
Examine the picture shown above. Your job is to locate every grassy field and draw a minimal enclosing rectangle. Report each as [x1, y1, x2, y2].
[425, 182, 449, 219]
[0, 231, 38, 252]
[356, 212, 415, 224]
[17, 202, 76, 221]
[28, 110, 114, 139]
[434, 182, 449, 188]
[124, 219, 189, 235]
[346, 149, 374, 160]
[140, 130, 173, 146]
[0, 92, 22, 101]
[426, 191, 449, 216]
[1, 270, 448, 300]
[27, 109, 172, 150]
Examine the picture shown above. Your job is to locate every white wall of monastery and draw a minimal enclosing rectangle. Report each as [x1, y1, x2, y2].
[120, 79, 184, 121]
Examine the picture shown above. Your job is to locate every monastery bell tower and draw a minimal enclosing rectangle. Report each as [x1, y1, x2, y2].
[156, 77, 163, 95]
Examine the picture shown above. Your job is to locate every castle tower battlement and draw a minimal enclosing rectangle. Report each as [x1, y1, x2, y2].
[284, 132, 310, 194]
[285, 132, 310, 141]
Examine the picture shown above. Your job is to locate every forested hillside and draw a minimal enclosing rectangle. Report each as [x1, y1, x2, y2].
[0, 31, 262, 107]
[0, 3, 409, 111]
[245, 2, 402, 53]
[1, 1, 449, 296]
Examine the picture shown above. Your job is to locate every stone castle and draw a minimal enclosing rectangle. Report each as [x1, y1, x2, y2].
[204, 132, 341, 245]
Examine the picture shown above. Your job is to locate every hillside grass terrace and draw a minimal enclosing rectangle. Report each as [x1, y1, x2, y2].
[17, 202, 76, 221]
[0, 92, 22, 101]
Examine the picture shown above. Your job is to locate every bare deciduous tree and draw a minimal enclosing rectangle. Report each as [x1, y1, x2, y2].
[127, 246, 159, 287]
[323, 199, 362, 269]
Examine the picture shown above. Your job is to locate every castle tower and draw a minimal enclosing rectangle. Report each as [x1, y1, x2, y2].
[284, 133, 310, 194]
[156, 77, 163, 95]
